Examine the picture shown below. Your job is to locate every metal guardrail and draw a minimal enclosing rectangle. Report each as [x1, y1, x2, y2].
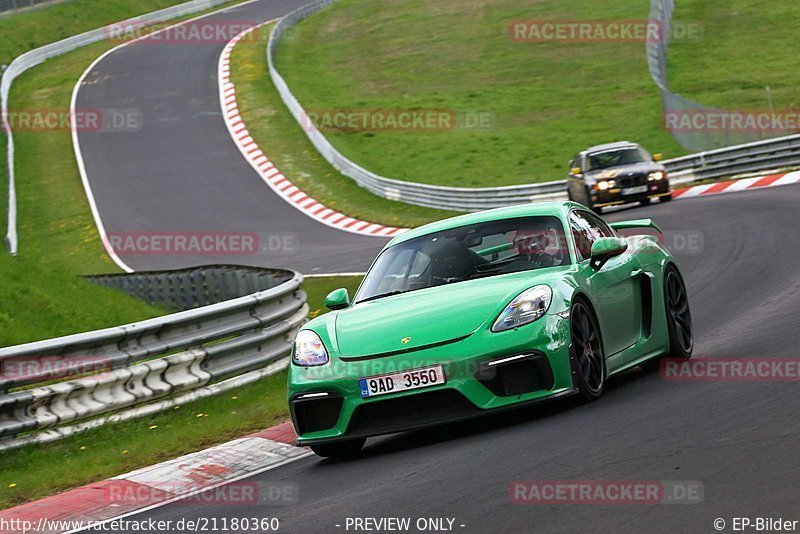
[661, 133, 800, 182]
[87, 265, 295, 311]
[268, 0, 800, 212]
[2, 0, 235, 255]
[0, 266, 308, 452]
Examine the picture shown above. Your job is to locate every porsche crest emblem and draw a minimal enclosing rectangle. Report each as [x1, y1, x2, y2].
[401, 337, 411, 344]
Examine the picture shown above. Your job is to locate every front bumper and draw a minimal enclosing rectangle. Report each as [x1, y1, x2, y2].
[591, 179, 671, 208]
[287, 314, 574, 446]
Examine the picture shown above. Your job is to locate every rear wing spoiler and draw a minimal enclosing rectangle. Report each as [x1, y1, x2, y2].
[609, 219, 662, 233]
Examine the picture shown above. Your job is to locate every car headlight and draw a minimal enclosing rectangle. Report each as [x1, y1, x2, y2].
[648, 171, 665, 181]
[492, 285, 553, 332]
[293, 330, 329, 366]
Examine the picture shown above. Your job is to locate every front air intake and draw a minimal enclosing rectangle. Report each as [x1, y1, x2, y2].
[475, 352, 555, 397]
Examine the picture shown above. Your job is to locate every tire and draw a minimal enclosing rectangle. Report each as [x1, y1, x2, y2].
[663, 266, 693, 358]
[310, 438, 366, 458]
[640, 197, 651, 206]
[641, 265, 693, 371]
[661, 193, 673, 202]
[570, 299, 606, 401]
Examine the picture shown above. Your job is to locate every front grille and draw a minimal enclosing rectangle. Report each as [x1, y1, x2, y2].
[617, 173, 647, 188]
[348, 389, 478, 436]
[292, 395, 344, 434]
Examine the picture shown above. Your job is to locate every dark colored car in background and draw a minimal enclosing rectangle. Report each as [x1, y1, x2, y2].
[566, 142, 671, 213]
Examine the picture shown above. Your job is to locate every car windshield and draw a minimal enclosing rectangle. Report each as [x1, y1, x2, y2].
[354, 216, 570, 303]
[586, 147, 650, 171]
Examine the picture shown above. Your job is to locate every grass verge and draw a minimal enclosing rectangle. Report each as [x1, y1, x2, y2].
[668, 0, 799, 111]
[231, 24, 456, 229]
[0, 254, 167, 347]
[0, 274, 362, 510]
[273, 0, 685, 188]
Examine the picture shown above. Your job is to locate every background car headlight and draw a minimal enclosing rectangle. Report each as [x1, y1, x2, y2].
[492, 285, 553, 332]
[293, 330, 329, 366]
[596, 180, 615, 191]
[648, 171, 665, 181]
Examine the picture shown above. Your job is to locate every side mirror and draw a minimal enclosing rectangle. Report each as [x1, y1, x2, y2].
[590, 237, 628, 270]
[570, 167, 582, 175]
[652, 153, 663, 161]
[324, 288, 351, 310]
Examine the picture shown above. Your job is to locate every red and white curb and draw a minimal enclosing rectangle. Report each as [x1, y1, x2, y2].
[0, 422, 309, 534]
[218, 24, 406, 238]
[672, 170, 800, 200]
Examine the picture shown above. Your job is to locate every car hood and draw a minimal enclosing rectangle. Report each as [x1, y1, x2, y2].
[332, 268, 568, 358]
[585, 162, 664, 181]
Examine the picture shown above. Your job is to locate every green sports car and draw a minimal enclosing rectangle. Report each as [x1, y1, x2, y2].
[288, 201, 693, 458]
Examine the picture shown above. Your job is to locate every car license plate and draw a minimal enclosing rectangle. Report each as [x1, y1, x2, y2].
[622, 185, 648, 195]
[358, 365, 446, 398]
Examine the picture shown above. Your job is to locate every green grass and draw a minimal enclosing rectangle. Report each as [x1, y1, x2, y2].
[668, 0, 800, 111]
[273, 0, 685, 188]
[0, 274, 359, 510]
[231, 25, 456, 228]
[0, 254, 168, 347]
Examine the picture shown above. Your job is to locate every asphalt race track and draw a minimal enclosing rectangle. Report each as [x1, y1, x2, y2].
[74, 0, 388, 274]
[74, 1, 800, 533]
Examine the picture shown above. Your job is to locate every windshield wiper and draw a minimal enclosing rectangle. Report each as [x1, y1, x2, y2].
[356, 290, 409, 304]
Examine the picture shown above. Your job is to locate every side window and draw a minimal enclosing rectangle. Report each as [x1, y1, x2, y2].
[583, 211, 615, 238]
[569, 211, 614, 261]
